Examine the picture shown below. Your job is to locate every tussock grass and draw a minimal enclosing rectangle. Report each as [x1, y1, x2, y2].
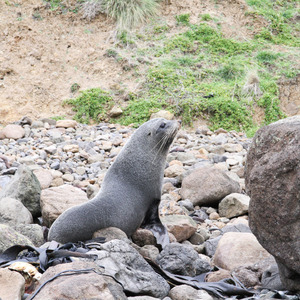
[82, 0, 159, 30]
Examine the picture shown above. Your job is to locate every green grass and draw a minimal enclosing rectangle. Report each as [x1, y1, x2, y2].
[63, 88, 114, 124]
[65, 3, 299, 136]
[246, 0, 300, 46]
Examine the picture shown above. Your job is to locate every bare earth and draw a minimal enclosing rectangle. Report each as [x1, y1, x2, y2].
[0, 0, 298, 125]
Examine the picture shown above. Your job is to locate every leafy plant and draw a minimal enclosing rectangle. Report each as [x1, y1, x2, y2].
[64, 88, 114, 124]
[175, 13, 190, 25]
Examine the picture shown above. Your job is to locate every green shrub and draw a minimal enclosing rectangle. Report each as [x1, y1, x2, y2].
[64, 88, 114, 124]
[201, 13, 212, 21]
[175, 13, 190, 25]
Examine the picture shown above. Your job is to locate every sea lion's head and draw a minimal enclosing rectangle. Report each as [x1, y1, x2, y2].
[131, 118, 180, 155]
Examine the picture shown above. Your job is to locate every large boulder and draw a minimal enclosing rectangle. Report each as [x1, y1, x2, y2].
[0, 224, 34, 253]
[212, 232, 270, 271]
[88, 239, 170, 298]
[0, 197, 33, 225]
[180, 166, 241, 206]
[245, 116, 300, 291]
[40, 184, 89, 227]
[30, 261, 127, 300]
[156, 243, 211, 277]
[0, 165, 41, 217]
[0, 268, 25, 300]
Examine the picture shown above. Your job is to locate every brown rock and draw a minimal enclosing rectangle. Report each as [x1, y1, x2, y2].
[1, 124, 25, 139]
[40, 184, 88, 227]
[150, 110, 174, 120]
[206, 268, 231, 282]
[56, 119, 77, 128]
[213, 232, 270, 271]
[161, 215, 197, 242]
[132, 228, 157, 247]
[245, 116, 300, 290]
[33, 169, 53, 189]
[0, 268, 25, 300]
[180, 166, 241, 206]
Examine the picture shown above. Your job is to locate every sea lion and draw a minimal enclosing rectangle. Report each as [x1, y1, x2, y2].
[48, 118, 180, 246]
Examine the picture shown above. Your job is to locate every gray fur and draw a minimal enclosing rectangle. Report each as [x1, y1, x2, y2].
[48, 118, 179, 244]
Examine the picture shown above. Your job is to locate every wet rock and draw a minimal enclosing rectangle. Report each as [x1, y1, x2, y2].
[40, 184, 88, 227]
[157, 243, 211, 277]
[180, 166, 241, 206]
[245, 116, 300, 291]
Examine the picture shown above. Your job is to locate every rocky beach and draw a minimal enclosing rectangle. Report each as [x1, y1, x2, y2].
[0, 116, 299, 300]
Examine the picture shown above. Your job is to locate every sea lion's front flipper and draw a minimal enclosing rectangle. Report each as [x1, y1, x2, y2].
[141, 199, 170, 249]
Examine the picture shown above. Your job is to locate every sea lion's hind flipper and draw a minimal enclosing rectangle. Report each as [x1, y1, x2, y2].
[141, 199, 170, 249]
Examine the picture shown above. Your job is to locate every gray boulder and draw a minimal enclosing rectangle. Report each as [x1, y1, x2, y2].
[180, 166, 241, 206]
[13, 224, 44, 246]
[245, 116, 300, 291]
[0, 224, 34, 253]
[88, 239, 170, 298]
[0, 197, 33, 225]
[156, 243, 211, 277]
[30, 261, 127, 300]
[218, 193, 250, 218]
[0, 164, 41, 217]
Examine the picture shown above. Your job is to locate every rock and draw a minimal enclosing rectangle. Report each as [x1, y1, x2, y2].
[40, 184, 89, 227]
[132, 228, 157, 247]
[150, 110, 174, 120]
[0, 268, 25, 300]
[13, 224, 44, 246]
[161, 215, 197, 242]
[218, 193, 250, 218]
[156, 243, 211, 277]
[212, 232, 271, 271]
[56, 119, 77, 128]
[164, 164, 185, 177]
[0, 124, 25, 139]
[169, 284, 213, 300]
[30, 261, 127, 300]
[0, 197, 33, 225]
[206, 269, 231, 282]
[88, 239, 170, 298]
[180, 166, 241, 206]
[110, 105, 123, 117]
[138, 245, 160, 262]
[223, 143, 244, 153]
[93, 226, 128, 242]
[128, 297, 160, 300]
[63, 144, 79, 153]
[0, 224, 34, 253]
[0, 164, 41, 217]
[245, 116, 300, 291]
[33, 169, 53, 189]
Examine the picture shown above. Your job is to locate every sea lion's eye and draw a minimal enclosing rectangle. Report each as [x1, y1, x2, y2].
[160, 122, 166, 129]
